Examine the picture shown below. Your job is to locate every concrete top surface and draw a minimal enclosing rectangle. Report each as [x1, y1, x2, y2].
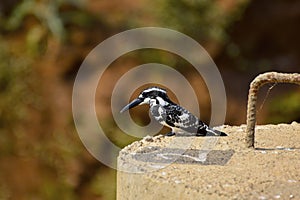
[117, 122, 300, 200]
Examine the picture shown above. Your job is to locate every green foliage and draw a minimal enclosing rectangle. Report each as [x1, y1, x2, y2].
[140, 0, 250, 72]
[5, 0, 64, 39]
[0, 39, 37, 155]
[268, 91, 300, 123]
[1, 0, 90, 55]
[154, 0, 249, 43]
[0, 38, 83, 199]
[90, 169, 116, 200]
[0, 42, 31, 126]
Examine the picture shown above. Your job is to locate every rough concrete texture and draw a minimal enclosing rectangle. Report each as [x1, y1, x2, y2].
[117, 122, 300, 200]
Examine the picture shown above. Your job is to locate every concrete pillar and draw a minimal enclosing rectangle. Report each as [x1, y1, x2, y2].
[117, 123, 300, 200]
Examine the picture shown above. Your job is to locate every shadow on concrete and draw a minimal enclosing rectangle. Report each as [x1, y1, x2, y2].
[255, 147, 300, 151]
[132, 147, 235, 166]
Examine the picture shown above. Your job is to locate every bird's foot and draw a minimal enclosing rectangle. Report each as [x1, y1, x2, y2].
[165, 132, 175, 136]
[196, 128, 206, 136]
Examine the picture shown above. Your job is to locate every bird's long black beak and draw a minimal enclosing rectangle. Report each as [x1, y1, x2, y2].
[120, 98, 143, 113]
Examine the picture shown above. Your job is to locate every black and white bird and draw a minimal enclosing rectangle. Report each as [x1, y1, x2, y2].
[120, 86, 227, 136]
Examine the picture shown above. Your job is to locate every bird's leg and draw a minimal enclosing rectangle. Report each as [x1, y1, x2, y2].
[165, 132, 175, 136]
[196, 126, 207, 136]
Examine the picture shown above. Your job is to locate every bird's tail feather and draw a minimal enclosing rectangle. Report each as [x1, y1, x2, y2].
[206, 127, 227, 136]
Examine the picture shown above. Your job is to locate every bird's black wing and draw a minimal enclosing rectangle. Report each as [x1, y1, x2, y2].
[164, 104, 201, 133]
[162, 104, 227, 136]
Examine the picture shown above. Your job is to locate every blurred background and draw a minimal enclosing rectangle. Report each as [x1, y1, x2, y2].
[0, 0, 300, 199]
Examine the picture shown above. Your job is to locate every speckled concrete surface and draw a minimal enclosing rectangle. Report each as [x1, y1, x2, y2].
[117, 122, 300, 200]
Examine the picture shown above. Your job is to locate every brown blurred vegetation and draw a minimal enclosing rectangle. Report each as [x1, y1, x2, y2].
[0, 0, 299, 199]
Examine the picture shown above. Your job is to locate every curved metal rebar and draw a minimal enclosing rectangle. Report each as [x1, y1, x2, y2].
[246, 72, 300, 148]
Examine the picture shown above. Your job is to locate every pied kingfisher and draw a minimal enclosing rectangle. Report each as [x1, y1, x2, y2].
[120, 86, 227, 137]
